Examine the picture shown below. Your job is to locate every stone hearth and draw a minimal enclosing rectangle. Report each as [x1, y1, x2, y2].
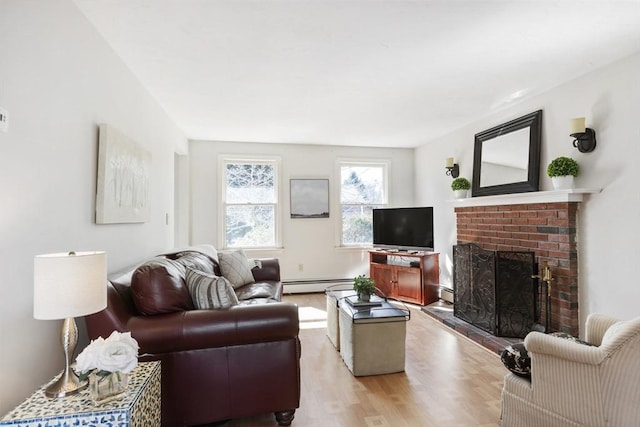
[421, 300, 520, 354]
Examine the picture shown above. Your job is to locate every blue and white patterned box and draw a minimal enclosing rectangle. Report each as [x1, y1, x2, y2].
[0, 361, 161, 427]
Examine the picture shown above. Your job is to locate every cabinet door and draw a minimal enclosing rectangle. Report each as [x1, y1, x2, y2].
[422, 253, 440, 305]
[396, 267, 422, 304]
[370, 264, 394, 298]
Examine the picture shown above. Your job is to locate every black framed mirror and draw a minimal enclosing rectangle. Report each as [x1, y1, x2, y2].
[472, 110, 542, 197]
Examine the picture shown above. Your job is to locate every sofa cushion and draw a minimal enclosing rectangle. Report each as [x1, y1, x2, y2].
[218, 250, 256, 289]
[173, 251, 216, 275]
[549, 331, 593, 345]
[235, 282, 280, 301]
[131, 257, 194, 315]
[501, 342, 531, 377]
[186, 268, 239, 309]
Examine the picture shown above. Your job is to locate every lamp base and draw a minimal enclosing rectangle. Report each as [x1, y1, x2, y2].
[45, 317, 87, 398]
[45, 370, 87, 398]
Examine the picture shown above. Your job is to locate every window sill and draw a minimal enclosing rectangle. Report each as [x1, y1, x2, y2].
[335, 245, 373, 251]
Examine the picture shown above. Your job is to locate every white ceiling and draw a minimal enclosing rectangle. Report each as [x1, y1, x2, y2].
[73, 0, 640, 148]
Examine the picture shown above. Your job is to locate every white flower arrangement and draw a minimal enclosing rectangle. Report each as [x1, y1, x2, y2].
[76, 331, 139, 380]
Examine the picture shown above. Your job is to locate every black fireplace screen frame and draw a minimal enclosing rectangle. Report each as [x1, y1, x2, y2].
[453, 243, 536, 338]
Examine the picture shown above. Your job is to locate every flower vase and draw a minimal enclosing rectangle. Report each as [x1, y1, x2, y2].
[358, 293, 370, 302]
[454, 189, 468, 199]
[551, 176, 575, 190]
[89, 372, 128, 404]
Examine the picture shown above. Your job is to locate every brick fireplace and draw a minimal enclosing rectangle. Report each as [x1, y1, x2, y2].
[452, 190, 598, 336]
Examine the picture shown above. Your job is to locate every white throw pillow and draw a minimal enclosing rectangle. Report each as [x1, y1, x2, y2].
[185, 268, 239, 309]
[218, 249, 256, 288]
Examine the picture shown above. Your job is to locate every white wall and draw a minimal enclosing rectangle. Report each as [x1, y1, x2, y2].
[189, 141, 414, 283]
[174, 154, 191, 247]
[415, 52, 640, 327]
[0, 1, 187, 413]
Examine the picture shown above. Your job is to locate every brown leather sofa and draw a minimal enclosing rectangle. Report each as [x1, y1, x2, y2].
[84, 246, 301, 427]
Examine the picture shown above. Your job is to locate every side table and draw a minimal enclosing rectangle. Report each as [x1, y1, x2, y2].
[0, 361, 161, 427]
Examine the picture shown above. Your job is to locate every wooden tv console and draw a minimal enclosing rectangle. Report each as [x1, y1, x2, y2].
[369, 250, 440, 306]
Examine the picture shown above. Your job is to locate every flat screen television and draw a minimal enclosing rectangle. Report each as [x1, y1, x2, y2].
[372, 207, 434, 251]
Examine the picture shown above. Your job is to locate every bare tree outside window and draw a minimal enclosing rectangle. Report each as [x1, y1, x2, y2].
[224, 161, 278, 248]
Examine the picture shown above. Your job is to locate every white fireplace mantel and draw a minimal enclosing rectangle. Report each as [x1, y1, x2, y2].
[448, 188, 602, 208]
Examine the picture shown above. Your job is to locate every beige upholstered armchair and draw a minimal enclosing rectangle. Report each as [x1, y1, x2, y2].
[501, 314, 640, 427]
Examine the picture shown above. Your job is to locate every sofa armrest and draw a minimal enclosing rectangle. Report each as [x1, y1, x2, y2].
[585, 314, 619, 346]
[127, 302, 298, 355]
[252, 258, 280, 282]
[524, 331, 606, 365]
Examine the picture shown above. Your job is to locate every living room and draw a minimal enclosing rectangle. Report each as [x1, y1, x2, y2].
[2, 1, 640, 425]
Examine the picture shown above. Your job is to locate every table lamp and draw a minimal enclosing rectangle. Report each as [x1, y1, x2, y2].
[33, 251, 107, 398]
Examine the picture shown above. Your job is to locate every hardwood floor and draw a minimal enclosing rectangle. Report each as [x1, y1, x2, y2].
[223, 293, 506, 427]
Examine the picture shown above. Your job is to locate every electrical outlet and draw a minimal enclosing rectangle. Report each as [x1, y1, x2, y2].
[298, 264, 304, 272]
[0, 108, 8, 133]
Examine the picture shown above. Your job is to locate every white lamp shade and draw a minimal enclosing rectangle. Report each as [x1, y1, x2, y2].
[569, 117, 586, 134]
[34, 251, 107, 320]
[446, 157, 455, 168]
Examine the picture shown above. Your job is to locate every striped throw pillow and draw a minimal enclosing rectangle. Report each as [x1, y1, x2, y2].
[185, 267, 239, 309]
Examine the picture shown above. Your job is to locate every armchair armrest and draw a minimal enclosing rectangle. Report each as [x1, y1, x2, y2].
[524, 331, 606, 365]
[127, 302, 298, 355]
[525, 332, 608, 414]
[252, 258, 280, 282]
[585, 313, 619, 346]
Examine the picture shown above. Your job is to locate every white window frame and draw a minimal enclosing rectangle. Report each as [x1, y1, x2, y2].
[336, 159, 389, 247]
[219, 155, 281, 250]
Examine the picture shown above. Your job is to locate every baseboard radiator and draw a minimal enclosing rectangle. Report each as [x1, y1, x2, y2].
[440, 286, 454, 303]
[283, 278, 353, 294]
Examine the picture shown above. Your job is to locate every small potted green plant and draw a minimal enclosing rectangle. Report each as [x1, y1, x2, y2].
[353, 274, 376, 302]
[547, 156, 579, 190]
[451, 177, 471, 199]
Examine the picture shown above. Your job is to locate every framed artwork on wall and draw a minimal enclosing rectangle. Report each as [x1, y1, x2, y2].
[95, 124, 151, 224]
[290, 178, 329, 218]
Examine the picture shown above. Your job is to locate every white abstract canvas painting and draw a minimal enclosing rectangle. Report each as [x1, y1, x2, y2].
[96, 124, 151, 224]
[290, 178, 329, 218]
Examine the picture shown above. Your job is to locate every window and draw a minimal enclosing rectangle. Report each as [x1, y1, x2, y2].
[339, 162, 387, 246]
[222, 158, 279, 248]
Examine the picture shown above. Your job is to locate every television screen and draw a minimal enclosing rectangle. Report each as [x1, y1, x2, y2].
[373, 207, 434, 251]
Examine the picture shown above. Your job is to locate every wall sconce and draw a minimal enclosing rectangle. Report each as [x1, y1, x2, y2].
[569, 117, 596, 153]
[445, 157, 459, 178]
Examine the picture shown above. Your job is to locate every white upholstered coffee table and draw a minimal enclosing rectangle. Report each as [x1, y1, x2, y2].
[338, 297, 410, 376]
[325, 288, 355, 350]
